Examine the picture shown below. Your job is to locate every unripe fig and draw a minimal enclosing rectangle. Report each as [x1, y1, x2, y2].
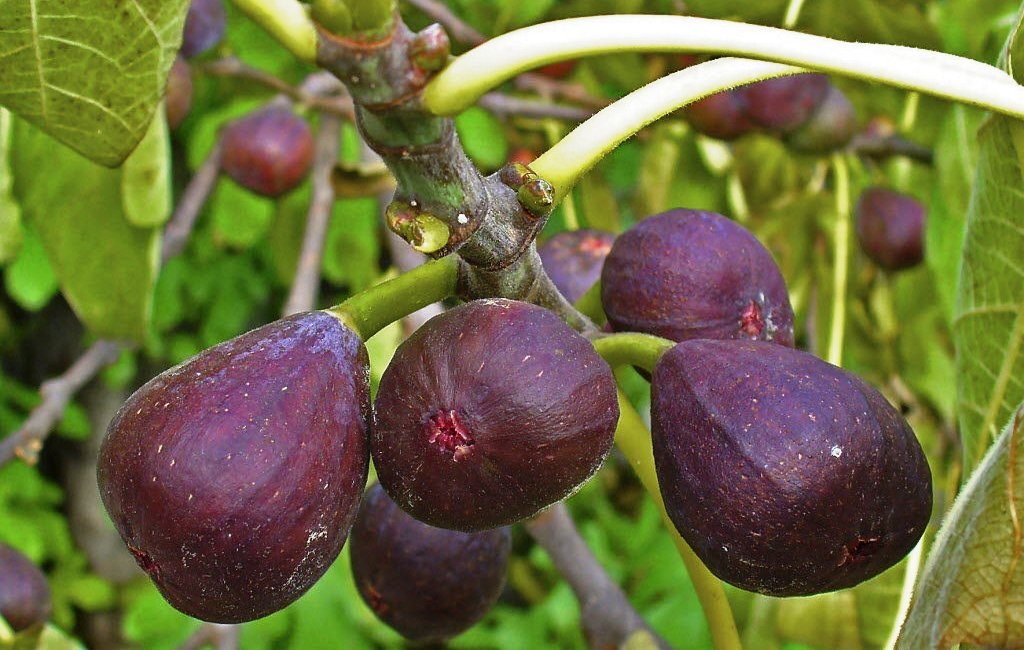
[652, 339, 932, 596]
[97, 311, 370, 623]
[350, 484, 510, 643]
[786, 85, 857, 154]
[0, 544, 52, 632]
[855, 188, 925, 271]
[539, 229, 616, 304]
[740, 74, 830, 134]
[684, 90, 756, 141]
[220, 107, 315, 198]
[372, 299, 619, 531]
[180, 0, 226, 59]
[601, 209, 794, 346]
[165, 57, 193, 130]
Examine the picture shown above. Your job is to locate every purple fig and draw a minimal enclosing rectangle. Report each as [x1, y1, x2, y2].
[350, 484, 510, 643]
[0, 544, 52, 632]
[652, 339, 932, 596]
[220, 107, 315, 198]
[165, 57, 193, 130]
[371, 299, 618, 531]
[538, 229, 616, 304]
[786, 85, 857, 154]
[97, 311, 370, 623]
[740, 74, 830, 134]
[855, 188, 925, 271]
[180, 0, 226, 59]
[684, 90, 757, 141]
[601, 209, 794, 346]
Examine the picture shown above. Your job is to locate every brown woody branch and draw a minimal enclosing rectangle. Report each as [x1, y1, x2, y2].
[200, 58, 356, 119]
[177, 623, 240, 650]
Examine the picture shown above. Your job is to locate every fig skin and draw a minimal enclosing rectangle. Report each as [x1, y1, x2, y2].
[651, 339, 933, 597]
[601, 209, 794, 346]
[220, 107, 315, 198]
[684, 90, 756, 141]
[538, 229, 616, 304]
[0, 544, 52, 632]
[855, 188, 926, 271]
[350, 484, 510, 643]
[372, 299, 619, 531]
[165, 57, 193, 130]
[740, 74, 830, 134]
[786, 85, 857, 154]
[97, 311, 370, 623]
[180, 0, 226, 59]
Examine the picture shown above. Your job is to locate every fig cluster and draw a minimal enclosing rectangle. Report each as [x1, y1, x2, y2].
[685, 74, 856, 153]
[0, 544, 52, 632]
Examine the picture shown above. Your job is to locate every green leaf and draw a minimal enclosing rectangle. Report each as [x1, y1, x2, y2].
[0, 0, 189, 166]
[10, 121, 161, 341]
[0, 110, 23, 265]
[898, 405, 1024, 649]
[455, 107, 508, 173]
[121, 113, 171, 227]
[3, 225, 57, 311]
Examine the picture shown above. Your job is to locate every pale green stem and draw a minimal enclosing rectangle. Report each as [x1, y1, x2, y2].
[327, 256, 459, 340]
[613, 384, 743, 650]
[592, 333, 675, 372]
[422, 15, 1023, 119]
[531, 59, 806, 202]
[229, 0, 318, 63]
[544, 120, 580, 229]
[883, 539, 925, 650]
[826, 154, 851, 366]
[783, 0, 808, 28]
[574, 281, 606, 325]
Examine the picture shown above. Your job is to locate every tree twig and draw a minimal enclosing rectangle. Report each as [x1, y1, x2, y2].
[524, 503, 671, 650]
[283, 114, 343, 316]
[850, 133, 934, 165]
[178, 623, 240, 650]
[405, 0, 485, 45]
[163, 139, 226, 263]
[200, 57, 355, 119]
[479, 92, 594, 122]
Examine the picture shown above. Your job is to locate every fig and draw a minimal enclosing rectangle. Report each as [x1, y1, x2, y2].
[97, 311, 370, 623]
[855, 188, 925, 271]
[0, 544, 52, 632]
[165, 57, 193, 130]
[537, 60, 577, 79]
[539, 229, 616, 304]
[786, 85, 857, 154]
[372, 299, 619, 531]
[740, 74, 830, 134]
[684, 90, 756, 141]
[601, 209, 794, 346]
[350, 484, 510, 643]
[220, 106, 315, 198]
[180, 0, 226, 59]
[509, 147, 537, 167]
[651, 339, 932, 596]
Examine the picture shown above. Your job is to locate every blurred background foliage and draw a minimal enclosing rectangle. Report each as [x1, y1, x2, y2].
[1, 0, 1021, 647]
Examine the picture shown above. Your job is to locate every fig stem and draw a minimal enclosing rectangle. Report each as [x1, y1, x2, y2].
[574, 281, 606, 325]
[228, 0, 318, 63]
[328, 255, 459, 340]
[422, 15, 1024, 120]
[612, 384, 742, 650]
[591, 333, 674, 372]
[826, 153, 852, 367]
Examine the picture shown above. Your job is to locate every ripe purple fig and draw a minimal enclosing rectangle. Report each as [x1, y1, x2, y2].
[165, 57, 193, 130]
[97, 311, 370, 623]
[220, 107, 315, 198]
[180, 0, 226, 59]
[652, 339, 932, 596]
[786, 85, 857, 154]
[350, 484, 510, 643]
[0, 544, 52, 632]
[539, 229, 616, 304]
[740, 74, 830, 134]
[684, 90, 756, 141]
[372, 299, 619, 531]
[855, 188, 926, 271]
[601, 209, 794, 346]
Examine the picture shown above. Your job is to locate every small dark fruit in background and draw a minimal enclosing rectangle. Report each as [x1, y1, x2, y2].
[652, 339, 932, 596]
[180, 0, 226, 59]
[97, 311, 371, 623]
[601, 209, 794, 346]
[220, 106, 315, 198]
[372, 299, 619, 531]
[0, 544, 52, 632]
[539, 229, 616, 303]
[786, 85, 857, 154]
[537, 60, 578, 79]
[165, 57, 193, 130]
[855, 187, 926, 271]
[684, 90, 755, 141]
[350, 484, 510, 643]
[741, 73, 830, 134]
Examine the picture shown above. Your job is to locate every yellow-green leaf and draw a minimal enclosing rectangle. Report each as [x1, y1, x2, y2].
[120, 111, 171, 227]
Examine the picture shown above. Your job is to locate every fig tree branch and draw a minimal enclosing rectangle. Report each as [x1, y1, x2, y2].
[404, 0, 485, 45]
[177, 622, 240, 650]
[524, 502, 671, 650]
[851, 133, 934, 165]
[283, 113, 343, 315]
[478, 93, 594, 122]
